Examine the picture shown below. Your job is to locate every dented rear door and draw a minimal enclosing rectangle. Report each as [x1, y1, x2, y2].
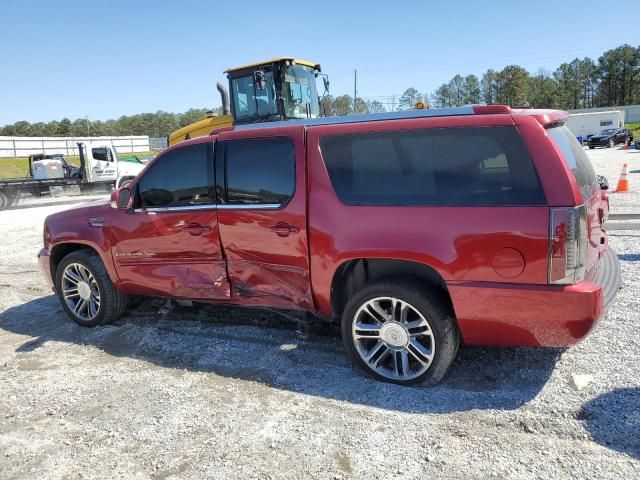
[215, 125, 313, 310]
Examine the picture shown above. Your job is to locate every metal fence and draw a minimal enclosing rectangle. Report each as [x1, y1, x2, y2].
[0, 135, 150, 158]
[149, 137, 168, 149]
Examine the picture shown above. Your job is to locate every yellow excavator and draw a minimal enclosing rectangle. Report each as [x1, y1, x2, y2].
[168, 58, 328, 146]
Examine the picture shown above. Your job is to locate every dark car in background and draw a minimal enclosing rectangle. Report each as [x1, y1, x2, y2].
[588, 128, 633, 149]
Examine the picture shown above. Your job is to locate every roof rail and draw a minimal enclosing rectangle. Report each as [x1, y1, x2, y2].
[234, 106, 477, 131]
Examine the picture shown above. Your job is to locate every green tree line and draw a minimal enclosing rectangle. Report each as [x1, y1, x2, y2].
[0, 108, 220, 139]
[430, 44, 640, 109]
[2, 43, 639, 137]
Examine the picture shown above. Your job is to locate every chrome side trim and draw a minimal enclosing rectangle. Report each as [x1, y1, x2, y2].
[133, 204, 216, 213]
[217, 203, 281, 210]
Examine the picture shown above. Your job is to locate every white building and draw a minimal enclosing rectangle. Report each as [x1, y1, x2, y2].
[566, 110, 625, 141]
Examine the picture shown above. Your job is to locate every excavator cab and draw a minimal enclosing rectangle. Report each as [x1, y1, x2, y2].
[168, 57, 326, 145]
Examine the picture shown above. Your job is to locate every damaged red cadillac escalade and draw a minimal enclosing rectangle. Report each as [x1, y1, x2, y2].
[38, 105, 620, 385]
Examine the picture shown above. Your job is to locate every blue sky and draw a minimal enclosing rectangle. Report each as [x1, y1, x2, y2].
[1, 0, 638, 125]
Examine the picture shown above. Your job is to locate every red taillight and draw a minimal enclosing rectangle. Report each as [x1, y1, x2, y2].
[549, 206, 588, 284]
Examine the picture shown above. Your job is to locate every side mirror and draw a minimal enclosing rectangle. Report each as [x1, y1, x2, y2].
[111, 187, 133, 210]
[597, 175, 609, 191]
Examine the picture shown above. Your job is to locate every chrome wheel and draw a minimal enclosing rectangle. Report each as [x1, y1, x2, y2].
[352, 296, 435, 381]
[61, 262, 101, 321]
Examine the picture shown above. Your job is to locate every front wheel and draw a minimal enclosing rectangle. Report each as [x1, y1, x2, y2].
[55, 249, 128, 327]
[341, 280, 459, 386]
[608, 139, 615, 148]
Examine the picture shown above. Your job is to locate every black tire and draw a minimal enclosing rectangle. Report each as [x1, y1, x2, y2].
[608, 138, 615, 148]
[55, 249, 128, 327]
[0, 191, 7, 211]
[341, 279, 459, 386]
[589, 146, 595, 150]
[6, 191, 18, 208]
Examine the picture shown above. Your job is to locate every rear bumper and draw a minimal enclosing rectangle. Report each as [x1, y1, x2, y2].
[449, 249, 621, 347]
[37, 248, 55, 292]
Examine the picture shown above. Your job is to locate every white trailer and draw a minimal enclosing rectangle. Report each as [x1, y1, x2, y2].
[566, 110, 625, 142]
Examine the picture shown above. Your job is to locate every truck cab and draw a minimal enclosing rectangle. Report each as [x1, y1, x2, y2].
[78, 142, 145, 187]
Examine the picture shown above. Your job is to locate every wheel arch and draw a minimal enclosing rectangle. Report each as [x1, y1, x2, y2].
[330, 258, 455, 322]
[50, 241, 114, 286]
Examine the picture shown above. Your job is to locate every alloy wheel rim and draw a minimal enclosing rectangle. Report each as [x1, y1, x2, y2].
[61, 263, 101, 321]
[352, 296, 435, 381]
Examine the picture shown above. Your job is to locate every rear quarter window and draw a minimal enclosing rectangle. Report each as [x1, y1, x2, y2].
[548, 126, 598, 201]
[319, 126, 546, 206]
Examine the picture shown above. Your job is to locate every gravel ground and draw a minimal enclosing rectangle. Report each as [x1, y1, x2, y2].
[0, 157, 639, 479]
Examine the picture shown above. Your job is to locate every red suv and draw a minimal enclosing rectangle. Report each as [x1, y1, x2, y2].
[38, 105, 618, 386]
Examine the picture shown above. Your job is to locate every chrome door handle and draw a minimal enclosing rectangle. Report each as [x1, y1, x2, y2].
[270, 222, 299, 237]
[183, 222, 211, 235]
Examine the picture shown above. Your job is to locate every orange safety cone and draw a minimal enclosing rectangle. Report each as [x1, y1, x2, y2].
[615, 163, 629, 193]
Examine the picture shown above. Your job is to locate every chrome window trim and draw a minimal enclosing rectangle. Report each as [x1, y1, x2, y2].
[217, 203, 281, 210]
[133, 203, 282, 213]
[133, 204, 216, 213]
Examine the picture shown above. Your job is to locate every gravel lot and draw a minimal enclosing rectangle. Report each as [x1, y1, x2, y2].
[0, 146, 639, 479]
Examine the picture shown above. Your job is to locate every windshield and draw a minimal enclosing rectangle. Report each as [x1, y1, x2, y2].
[282, 65, 319, 119]
[230, 71, 278, 122]
[600, 129, 616, 135]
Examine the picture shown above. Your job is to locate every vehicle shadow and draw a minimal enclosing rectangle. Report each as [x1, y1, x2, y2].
[0, 295, 562, 414]
[579, 388, 640, 459]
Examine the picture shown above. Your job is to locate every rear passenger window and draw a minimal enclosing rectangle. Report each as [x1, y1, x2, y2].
[319, 126, 545, 206]
[138, 143, 211, 208]
[548, 125, 598, 201]
[222, 137, 295, 205]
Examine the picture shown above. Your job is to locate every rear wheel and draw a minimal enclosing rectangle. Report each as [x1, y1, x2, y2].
[608, 138, 615, 148]
[55, 249, 128, 327]
[6, 191, 18, 208]
[589, 145, 595, 150]
[0, 191, 7, 211]
[341, 280, 459, 386]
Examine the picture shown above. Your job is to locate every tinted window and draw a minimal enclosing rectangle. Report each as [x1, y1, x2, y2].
[138, 143, 211, 207]
[319, 126, 545, 206]
[223, 137, 295, 205]
[92, 147, 111, 162]
[548, 125, 598, 201]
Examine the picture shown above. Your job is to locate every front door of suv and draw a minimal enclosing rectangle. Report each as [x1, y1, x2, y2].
[214, 126, 313, 310]
[110, 140, 230, 300]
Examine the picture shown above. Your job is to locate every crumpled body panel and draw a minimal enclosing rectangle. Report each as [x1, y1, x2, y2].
[227, 259, 313, 310]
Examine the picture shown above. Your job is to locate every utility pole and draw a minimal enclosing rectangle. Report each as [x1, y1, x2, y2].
[353, 69, 357, 114]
